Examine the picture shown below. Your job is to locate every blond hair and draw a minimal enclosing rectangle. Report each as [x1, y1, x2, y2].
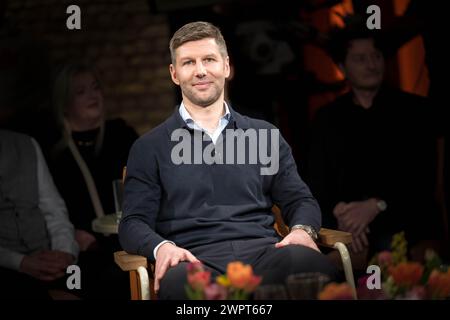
[169, 21, 228, 64]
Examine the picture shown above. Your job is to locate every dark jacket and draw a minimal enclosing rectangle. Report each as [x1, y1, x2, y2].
[306, 87, 441, 248]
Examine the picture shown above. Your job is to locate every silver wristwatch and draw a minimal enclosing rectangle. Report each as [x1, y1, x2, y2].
[290, 224, 318, 241]
[376, 199, 387, 212]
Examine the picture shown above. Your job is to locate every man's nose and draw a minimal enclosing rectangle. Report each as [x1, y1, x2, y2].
[195, 62, 206, 77]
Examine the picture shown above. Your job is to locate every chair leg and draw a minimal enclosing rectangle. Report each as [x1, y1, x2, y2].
[137, 266, 150, 300]
[333, 242, 357, 299]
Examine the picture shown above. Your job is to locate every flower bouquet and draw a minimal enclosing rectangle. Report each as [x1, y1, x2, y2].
[319, 232, 450, 300]
[367, 232, 450, 299]
[185, 261, 262, 300]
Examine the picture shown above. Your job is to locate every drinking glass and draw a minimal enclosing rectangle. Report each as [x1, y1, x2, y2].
[285, 272, 330, 300]
[112, 179, 124, 223]
[254, 284, 289, 300]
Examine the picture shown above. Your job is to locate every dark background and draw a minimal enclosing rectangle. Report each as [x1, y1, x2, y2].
[1, 0, 433, 165]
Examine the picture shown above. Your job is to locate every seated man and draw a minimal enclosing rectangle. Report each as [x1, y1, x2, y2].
[119, 21, 337, 300]
[0, 129, 79, 299]
[306, 24, 443, 266]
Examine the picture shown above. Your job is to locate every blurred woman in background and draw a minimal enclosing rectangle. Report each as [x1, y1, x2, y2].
[50, 62, 138, 298]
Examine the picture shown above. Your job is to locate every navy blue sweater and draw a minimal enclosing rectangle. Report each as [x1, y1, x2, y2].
[119, 106, 321, 262]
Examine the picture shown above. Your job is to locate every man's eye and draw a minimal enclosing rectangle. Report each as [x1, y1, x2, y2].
[183, 61, 193, 65]
[205, 58, 214, 62]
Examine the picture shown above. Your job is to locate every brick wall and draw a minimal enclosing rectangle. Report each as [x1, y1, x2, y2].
[4, 0, 175, 135]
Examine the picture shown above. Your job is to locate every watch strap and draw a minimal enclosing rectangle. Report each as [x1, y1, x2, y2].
[290, 224, 318, 241]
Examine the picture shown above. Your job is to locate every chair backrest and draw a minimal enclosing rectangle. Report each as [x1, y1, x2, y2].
[272, 205, 289, 237]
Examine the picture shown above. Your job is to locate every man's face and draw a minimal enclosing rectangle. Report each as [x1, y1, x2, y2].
[169, 38, 230, 108]
[342, 38, 384, 91]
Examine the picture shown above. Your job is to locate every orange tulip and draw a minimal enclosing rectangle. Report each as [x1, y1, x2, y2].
[227, 261, 260, 291]
[318, 283, 353, 300]
[388, 262, 423, 288]
[427, 269, 450, 299]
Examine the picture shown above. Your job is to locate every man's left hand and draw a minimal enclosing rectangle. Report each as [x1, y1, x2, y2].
[275, 229, 320, 252]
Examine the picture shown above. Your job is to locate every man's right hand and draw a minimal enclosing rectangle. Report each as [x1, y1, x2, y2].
[154, 242, 199, 293]
[334, 202, 370, 253]
[333, 199, 380, 236]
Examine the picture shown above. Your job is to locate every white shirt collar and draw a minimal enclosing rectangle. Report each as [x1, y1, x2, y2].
[179, 101, 231, 124]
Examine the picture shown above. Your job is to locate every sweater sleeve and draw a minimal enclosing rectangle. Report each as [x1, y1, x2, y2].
[31, 138, 79, 259]
[118, 138, 166, 263]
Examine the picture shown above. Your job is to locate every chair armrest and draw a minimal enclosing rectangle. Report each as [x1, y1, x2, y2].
[318, 228, 352, 247]
[272, 205, 352, 247]
[114, 251, 148, 271]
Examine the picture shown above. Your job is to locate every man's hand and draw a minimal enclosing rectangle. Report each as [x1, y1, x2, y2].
[333, 199, 380, 236]
[350, 229, 370, 253]
[337, 214, 370, 253]
[333, 201, 349, 217]
[19, 250, 75, 281]
[39, 250, 74, 266]
[275, 229, 320, 252]
[75, 229, 97, 251]
[154, 243, 199, 293]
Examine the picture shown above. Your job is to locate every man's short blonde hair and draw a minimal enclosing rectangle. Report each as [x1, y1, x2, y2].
[169, 21, 228, 64]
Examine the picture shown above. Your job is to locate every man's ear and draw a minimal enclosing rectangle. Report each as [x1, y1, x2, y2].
[169, 64, 180, 85]
[224, 56, 231, 79]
